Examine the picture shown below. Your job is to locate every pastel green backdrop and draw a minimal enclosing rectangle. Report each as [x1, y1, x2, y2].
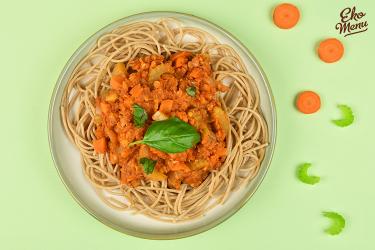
[1, 0, 374, 249]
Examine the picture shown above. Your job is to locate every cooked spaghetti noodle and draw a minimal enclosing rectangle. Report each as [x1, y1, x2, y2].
[61, 18, 268, 222]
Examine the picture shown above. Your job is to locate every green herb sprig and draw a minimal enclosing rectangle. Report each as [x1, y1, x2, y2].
[133, 104, 148, 127]
[129, 117, 201, 153]
[139, 158, 156, 174]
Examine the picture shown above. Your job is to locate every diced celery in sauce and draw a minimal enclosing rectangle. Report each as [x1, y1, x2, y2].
[148, 63, 174, 83]
[213, 107, 230, 135]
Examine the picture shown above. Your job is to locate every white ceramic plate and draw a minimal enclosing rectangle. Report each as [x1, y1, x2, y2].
[48, 11, 276, 239]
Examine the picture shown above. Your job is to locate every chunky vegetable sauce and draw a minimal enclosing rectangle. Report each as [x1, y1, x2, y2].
[93, 52, 229, 189]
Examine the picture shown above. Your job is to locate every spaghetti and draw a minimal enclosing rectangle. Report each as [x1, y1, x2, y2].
[61, 18, 268, 222]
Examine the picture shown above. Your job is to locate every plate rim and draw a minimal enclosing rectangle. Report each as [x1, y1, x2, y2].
[47, 10, 277, 240]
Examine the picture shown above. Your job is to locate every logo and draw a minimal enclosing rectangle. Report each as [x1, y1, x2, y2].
[336, 6, 368, 37]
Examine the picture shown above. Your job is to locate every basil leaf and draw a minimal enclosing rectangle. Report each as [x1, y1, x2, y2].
[133, 104, 148, 127]
[129, 117, 201, 153]
[186, 86, 196, 97]
[139, 157, 156, 175]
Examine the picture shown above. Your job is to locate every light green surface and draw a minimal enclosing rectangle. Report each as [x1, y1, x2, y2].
[1, 0, 374, 249]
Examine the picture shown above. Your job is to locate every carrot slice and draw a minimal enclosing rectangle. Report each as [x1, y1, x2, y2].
[273, 3, 300, 29]
[318, 38, 344, 63]
[296, 91, 321, 114]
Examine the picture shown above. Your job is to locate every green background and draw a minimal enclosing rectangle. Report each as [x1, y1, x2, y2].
[1, 0, 374, 249]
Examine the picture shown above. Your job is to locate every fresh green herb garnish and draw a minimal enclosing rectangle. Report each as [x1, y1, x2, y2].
[322, 211, 346, 235]
[133, 104, 148, 127]
[186, 86, 196, 97]
[297, 163, 320, 185]
[129, 117, 201, 153]
[139, 157, 156, 175]
[332, 104, 354, 127]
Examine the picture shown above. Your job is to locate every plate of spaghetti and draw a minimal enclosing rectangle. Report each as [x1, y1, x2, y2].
[48, 11, 276, 239]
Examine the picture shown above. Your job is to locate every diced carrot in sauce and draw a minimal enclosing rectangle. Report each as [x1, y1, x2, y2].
[173, 111, 188, 122]
[109, 152, 119, 164]
[175, 56, 188, 68]
[202, 84, 211, 92]
[171, 51, 191, 68]
[95, 126, 105, 138]
[130, 84, 143, 97]
[168, 151, 187, 161]
[93, 138, 107, 153]
[168, 162, 190, 172]
[105, 127, 118, 144]
[170, 51, 191, 61]
[99, 102, 111, 114]
[105, 91, 118, 102]
[189, 68, 203, 79]
[167, 171, 185, 189]
[110, 75, 125, 90]
[120, 148, 134, 159]
[159, 99, 173, 114]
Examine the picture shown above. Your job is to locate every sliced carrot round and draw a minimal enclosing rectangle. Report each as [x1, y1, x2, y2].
[318, 38, 344, 63]
[296, 91, 321, 114]
[273, 3, 300, 29]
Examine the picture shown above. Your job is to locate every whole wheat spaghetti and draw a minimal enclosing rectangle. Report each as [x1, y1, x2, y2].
[61, 18, 268, 222]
